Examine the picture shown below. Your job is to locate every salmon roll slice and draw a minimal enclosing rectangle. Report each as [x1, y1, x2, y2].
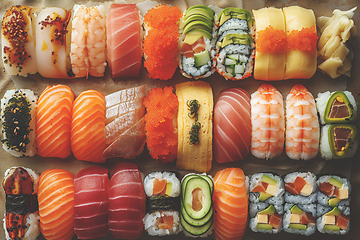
[36, 85, 74, 158]
[38, 169, 75, 240]
[213, 168, 248, 240]
[2, 5, 37, 76]
[71, 90, 107, 162]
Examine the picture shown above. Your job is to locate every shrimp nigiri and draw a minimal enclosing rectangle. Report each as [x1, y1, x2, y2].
[213, 168, 248, 240]
[286, 84, 320, 160]
[251, 83, 285, 159]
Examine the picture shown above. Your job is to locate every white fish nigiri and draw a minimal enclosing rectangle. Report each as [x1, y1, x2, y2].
[2, 5, 37, 76]
[251, 83, 285, 159]
[36, 7, 71, 78]
[285, 84, 320, 160]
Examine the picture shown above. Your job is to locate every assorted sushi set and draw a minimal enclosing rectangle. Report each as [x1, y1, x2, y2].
[1, 0, 359, 240]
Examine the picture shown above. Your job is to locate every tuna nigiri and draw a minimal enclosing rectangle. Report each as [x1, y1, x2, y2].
[36, 85, 74, 158]
[71, 90, 107, 162]
[106, 4, 142, 78]
[213, 168, 248, 240]
[38, 169, 75, 240]
[108, 163, 146, 239]
[285, 84, 319, 160]
[74, 166, 109, 239]
[251, 84, 285, 159]
[214, 88, 252, 163]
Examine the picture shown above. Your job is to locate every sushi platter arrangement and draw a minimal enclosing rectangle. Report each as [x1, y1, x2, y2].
[0, 0, 360, 240]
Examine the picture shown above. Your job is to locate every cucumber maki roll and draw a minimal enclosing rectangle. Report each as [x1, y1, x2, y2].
[284, 172, 317, 205]
[283, 203, 316, 235]
[213, 7, 255, 81]
[1, 89, 37, 157]
[319, 124, 357, 160]
[249, 173, 284, 205]
[179, 5, 216, 79]
[249, 203, 283, 234]
[143, 210, 181, 236]
[316, 206, 350, 235]
[316, 91, 357, 125]
[317, 175, 351, 208]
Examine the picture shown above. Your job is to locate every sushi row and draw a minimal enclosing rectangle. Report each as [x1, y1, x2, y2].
[2, 4, 355, 80]
[248, 172, 350, 235]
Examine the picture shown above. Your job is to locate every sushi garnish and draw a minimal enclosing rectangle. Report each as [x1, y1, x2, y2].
[328, 124, 356, 158]
[324, 91, 355, 123]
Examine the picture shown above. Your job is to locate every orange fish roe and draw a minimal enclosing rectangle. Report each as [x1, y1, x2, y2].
[143, 5, 182, 80]
[287, 26, 318, 53]
[143, 86, 179, 163]
[256, 26, 287, 53]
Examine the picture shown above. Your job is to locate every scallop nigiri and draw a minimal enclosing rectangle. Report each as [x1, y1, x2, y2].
[251, 84, 285, 159]
[213, 168, 248, 240]
[74, 166, 109, 239]
[38, 169, 75, 240]
[214, 88, 252, 163]
[36, 85, 74, 158]
[36, 7, 71, 78]
[71, 90, 107, 162]
[286, 84, 319, 160]
[2, 5, 37, 76]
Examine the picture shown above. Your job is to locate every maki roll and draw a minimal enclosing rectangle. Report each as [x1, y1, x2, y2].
[179, 5, 216, 79]
[213, 8, 255, 80]
[249, 203, 283, 234]
[143, 211, 181, 236]
[3, 167, 40, 240]
[2, 5, 37, 76]
[316, 206, 350, 234]
[249, 173, 284, 205]
[317, 175, 351, 208]
[284, 172, 317, 205]
[180, 173, 214, 238]
[316, 91, 357, 125]
[1, 89, 37, 157]
[319, 124, 357, 160]
[283, 203, 316, 235]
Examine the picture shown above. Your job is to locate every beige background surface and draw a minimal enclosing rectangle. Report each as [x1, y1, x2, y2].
[0, 0, 359, 239]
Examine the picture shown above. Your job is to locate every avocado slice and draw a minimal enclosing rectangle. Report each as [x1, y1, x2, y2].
[219, 33, 253, 48]
[181, 205, 213, 226]
[329, 177, 343, 188]
[262, 175, 278, 186]
[218, 7, 252, 27]
[290, 205, 304, 215]
[183, 177, 212, 220]
[323, 225, 341, 231]
[258, 205, 276, 215]
[324, 91, 355, 124]
[180, 212, 213, 236]
[184, 29, 212, 45]
[257, 223, 273, 230]
[259, 192, 273, 202]
[329, 197, 341, 207]
[328, 124, 356, 158]
[184, 5, 214, 22]
[325, 207, 341, 216]
[289, 223, 307, 230]
[183, 20, 213, 35]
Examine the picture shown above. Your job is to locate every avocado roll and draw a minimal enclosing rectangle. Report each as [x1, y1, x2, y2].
[179, 5, 216, 79]
[143, 210, 181, 236]
[284, 172, 317, 205]
[319, 124, 357, 160]
[316, 91, 357, 125]
[249, 173, 285, 205]
[1, 89, 37, 157]
[213, 7, 255, 81]
[316, 205, 350, 235]
[283, 203, 316, 235]
[249, 203, 283, 234]
[317, 175, 351, 208]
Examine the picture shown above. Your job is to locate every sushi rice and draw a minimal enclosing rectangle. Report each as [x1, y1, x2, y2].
[249, 173, 285, 205]
[284, 172, 317, 204]
[143, 211, 181, 236]
[283, 203, 316, 236]
[144, 171, 181, 197]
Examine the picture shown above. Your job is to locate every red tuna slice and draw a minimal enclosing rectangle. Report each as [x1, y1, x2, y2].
[269, 212, 282, 229]
[214, 88, 251, 163]
[319, 182, 335, 196]
[74, 166, 109, 239]
[336, 214, 349, 230]
[109, 163, 145, 239]
[300, 212, 316, 225]
[285, 176, 307, 195]
[106, 4, 142, 78]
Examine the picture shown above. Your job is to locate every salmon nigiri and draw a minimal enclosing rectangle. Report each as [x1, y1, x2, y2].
[71, 90, 107, 162]
[213, 168, 248, 240]
[36, 85, 74, 158]
[38, 169, 75, 240]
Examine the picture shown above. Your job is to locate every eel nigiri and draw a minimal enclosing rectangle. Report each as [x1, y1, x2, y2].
[213, 168, 248, 240]
[285, 84, 319, 160]
[108, 163, 146, 239]
[38, 169, 75, 240]
[251, 84, 285, 159]
[71, 90, 107, 163]
[106, 4, 142, 78]
[74, 166, 109, 239]
[2, 5, 37, 76]
[214, 88, 252, 163]
[36, 85, 74, 158]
